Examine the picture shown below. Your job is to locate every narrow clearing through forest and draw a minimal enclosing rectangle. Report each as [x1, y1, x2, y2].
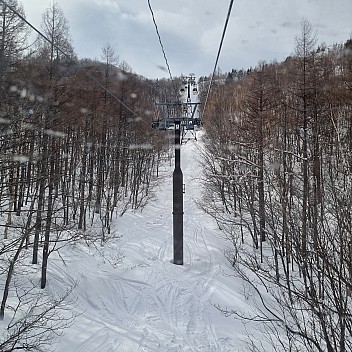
[49, 131, 249, 352]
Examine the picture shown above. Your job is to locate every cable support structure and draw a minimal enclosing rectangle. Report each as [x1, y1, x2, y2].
[0, 0, 150, 129]
[201, 0, 235, 119]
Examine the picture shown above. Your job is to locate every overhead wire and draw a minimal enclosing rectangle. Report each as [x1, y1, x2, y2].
[147, 0, 183, 122]
[202, 0, 235, 119]
[147, 0, 173, 81]
[0, 0, 150, 128]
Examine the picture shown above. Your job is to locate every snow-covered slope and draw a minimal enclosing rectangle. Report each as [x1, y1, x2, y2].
[48, 130, 250, 352]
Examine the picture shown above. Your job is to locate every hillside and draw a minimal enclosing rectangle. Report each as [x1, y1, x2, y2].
[45, 130, 253, 352]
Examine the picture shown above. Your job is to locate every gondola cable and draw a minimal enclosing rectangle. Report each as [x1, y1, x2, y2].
[202, 0, 235, 119]
[147, 0, 173, 81]
[147, 0, 183, 129]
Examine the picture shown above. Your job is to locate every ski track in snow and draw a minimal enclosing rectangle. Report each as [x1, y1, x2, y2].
[48, 131, 243, 352]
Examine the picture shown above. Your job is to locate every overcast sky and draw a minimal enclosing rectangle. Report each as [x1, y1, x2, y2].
[23, 0, 352, 80]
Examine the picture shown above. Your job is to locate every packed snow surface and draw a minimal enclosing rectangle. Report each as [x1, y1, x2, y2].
[48, 131, 250, 351]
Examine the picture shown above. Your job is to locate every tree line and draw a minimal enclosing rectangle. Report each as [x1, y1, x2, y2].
[201, 20, 352, 352]
[0, 1, 168, 350]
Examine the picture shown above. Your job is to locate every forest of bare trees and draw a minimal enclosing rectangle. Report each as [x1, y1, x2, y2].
[0, 2, 168, 350]
[1, 1, 351, 350]
[201, 20, 352, 351]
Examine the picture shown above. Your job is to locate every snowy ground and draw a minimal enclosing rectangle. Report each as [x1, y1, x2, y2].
[47, 130, 254, 352]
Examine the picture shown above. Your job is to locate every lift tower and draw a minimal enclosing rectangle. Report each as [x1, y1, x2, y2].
[152, 75, 200, 265]
[173, 120, 183, 265]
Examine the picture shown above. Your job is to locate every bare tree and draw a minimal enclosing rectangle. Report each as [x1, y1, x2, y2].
[0, 0, 28, 104]
[0, 284, 75, 352]
[36, 1, 75, 79]
[201, 20, 352, 351]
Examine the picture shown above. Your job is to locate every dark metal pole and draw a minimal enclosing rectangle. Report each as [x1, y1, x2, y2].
[173, 121, 183, 265]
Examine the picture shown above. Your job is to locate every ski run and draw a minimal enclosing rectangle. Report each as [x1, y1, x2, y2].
[45, 130, 258, 352]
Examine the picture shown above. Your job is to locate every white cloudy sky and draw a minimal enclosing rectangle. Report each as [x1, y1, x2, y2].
[23, 0, 352, 79]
